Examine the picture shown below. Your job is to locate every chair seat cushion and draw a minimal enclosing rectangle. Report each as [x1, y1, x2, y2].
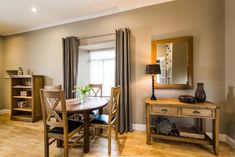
[90, 114, 109, 125]
[49, 120, 83, 134]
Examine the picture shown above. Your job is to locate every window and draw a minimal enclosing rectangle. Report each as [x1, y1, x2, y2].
[90, 49, 115, 96]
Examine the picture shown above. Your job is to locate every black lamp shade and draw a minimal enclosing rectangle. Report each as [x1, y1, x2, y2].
[146, 64, 161, 75]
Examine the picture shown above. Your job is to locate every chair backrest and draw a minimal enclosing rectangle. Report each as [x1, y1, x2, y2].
[89, 84, 102, 97]
[40, 89, 68, 132]
[108, 86, 120, 124]
[44, 85, 62, 91]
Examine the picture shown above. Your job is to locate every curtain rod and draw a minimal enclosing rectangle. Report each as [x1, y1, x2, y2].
[79, 33, 115, 40]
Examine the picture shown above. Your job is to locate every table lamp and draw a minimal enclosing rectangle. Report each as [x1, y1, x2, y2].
[146, 64, 161, 100]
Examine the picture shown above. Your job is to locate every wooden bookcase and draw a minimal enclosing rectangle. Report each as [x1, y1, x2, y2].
[10, 75, 44, 122]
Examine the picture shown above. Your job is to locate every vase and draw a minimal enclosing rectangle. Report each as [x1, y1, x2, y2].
[17, 67, 23, 75]
[195, 83, 206, 102]
[79, 93, 87, 103]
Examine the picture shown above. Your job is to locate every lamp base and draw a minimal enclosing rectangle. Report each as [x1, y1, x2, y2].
[150, 75, 157, 100]
[150, 94, 157, 100]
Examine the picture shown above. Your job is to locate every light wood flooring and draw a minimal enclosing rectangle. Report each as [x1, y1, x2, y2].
[0, 112, 235, 157]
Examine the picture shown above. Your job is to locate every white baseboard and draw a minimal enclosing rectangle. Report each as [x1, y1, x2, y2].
[206, 132, 227, 142]
[133, 123, 235, 149]
[0, 109, 10, 114]
[226, 135, 235, 149]
[197, 132, 235, 149]
[132, 123, 146, 131]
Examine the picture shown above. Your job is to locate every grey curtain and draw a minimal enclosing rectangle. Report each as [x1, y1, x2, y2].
[115, 28, 133, 133]
[63, 36, 80, 99]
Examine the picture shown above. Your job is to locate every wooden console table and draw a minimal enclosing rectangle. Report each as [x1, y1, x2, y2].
[145, 98, 220, 156]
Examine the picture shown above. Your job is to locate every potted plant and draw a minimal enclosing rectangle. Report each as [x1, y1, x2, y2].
[73, 85, 91, 103]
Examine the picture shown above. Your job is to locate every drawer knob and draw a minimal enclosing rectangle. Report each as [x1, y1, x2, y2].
[161, 109, 168, 112]
[193, 111, 200, 114]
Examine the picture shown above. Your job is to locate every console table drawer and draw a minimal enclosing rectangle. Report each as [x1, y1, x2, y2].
[151, 106, 178, 115]
[181, 108, 212, 117]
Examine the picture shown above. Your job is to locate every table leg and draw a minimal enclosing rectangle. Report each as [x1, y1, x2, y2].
[97, 108, 103, 135]
[83, 112, 90, 153]
[146, 104, 151, 145]
[99, 108, 103, 114]
[57, 140, 63, 148]
[56, 113, 63, 148]
[213, 109, 220, 156]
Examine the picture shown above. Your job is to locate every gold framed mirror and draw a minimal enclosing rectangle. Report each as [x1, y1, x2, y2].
[152, 36, 193, 89]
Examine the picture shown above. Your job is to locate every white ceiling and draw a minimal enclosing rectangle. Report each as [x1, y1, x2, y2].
[0, 0, 173, 36]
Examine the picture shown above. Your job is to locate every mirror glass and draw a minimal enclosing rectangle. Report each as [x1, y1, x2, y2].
[152, 36, 193, 89]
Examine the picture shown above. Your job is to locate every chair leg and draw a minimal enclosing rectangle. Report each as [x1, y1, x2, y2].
[108, 127, 111, 156]
[44, 134, 49, 157]
[115, 120, 119, 144]
[64, 140, 69, 157]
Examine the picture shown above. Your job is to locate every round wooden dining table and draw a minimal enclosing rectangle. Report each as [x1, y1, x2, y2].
[57, 97, 108, 153]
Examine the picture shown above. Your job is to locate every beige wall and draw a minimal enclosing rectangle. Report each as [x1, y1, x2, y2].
[1, 0, 226, 132]
[225, 0, 235, 140]
[0, 36, 3, 109]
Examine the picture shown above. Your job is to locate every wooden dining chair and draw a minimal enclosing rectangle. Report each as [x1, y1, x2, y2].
[89, 84, 103, 116]
[40, 89, 84, 157]
[90, 86, 120, 156]
[89, 84, 102, 97]
[45, 85, 78, 121]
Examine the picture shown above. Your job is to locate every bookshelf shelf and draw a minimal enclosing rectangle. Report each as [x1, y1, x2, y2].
[13, 85, 32, 89]
[13, 107, 32, 112]
[13, 96, 32, 99]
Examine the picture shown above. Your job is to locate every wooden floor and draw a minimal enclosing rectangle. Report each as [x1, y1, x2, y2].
[0, 112, 235, 157]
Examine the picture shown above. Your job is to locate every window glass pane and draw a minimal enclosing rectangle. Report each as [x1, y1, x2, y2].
[90, 61, 103, 84]
[90, 49, 115, 60]
[89, 49, 115, 96]
[103, 60, 115, 96]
